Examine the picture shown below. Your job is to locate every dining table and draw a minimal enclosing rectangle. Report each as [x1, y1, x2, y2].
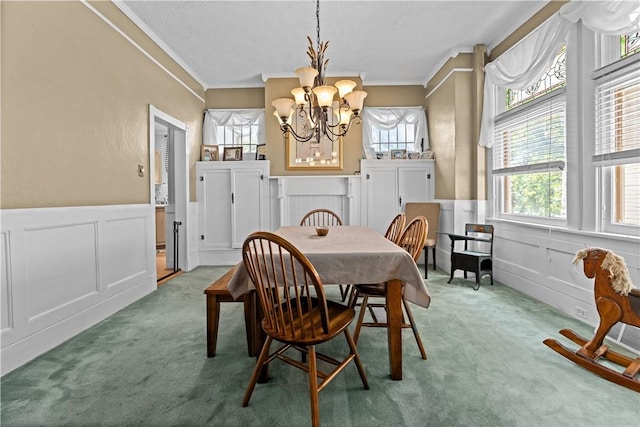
[228, 225, 431, 380]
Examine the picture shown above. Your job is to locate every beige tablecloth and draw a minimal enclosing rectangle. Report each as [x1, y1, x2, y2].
[228, 226, 431, 308]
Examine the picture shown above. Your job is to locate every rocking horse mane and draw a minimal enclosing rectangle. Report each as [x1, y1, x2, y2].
[573, 248, 635, 296]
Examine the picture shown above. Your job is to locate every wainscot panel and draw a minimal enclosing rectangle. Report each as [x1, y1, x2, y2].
[0, 205, 156, 375]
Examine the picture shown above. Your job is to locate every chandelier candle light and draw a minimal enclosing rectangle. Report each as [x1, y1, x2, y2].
[272, 0, 367, 144]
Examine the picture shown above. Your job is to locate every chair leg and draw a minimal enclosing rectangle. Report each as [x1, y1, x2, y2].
[242, 336, 273, 407]
[432, 246, 437, 270]
[340, 284, 352, 302]
[308, 345, 320, 427]
[448, 267, 455, 284]
[347, 287, 360, 308]
[473, 274, 481, 291]
[344, 330, 369, 389]
[423, 246, 428, 279]
[402, 298, 427, 360]
[353, 295, 369, 344]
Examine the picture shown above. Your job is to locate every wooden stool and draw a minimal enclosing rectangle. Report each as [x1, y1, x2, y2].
[204, 264, 257, 357]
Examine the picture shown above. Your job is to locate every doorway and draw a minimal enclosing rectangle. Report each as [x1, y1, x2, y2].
[149, 106, 189, 285]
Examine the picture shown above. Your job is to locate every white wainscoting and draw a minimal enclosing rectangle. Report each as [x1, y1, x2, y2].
[269, 176, 362, 229]
[0, 205, 157, 375]
[436, 199, 640, 353]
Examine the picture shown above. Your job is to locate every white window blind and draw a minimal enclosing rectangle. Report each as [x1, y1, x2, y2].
[493, 90, 566, 176]
[593, 54, 640, 226]
[593, 56, 640, 166]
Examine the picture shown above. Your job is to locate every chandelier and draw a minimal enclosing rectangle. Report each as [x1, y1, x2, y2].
[272, 0, 367, 144]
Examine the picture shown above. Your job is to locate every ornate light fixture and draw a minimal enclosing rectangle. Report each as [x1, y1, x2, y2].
[272, 0, 367, 144]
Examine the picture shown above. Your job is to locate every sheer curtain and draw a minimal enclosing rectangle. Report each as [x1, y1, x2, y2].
[479, 15, 571, 147]
[479, 0, 640, 147]
[362, 107, 429, 156]
[202, 109, 265, 145]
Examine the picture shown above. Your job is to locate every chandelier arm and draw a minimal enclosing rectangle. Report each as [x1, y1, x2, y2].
[280, 123, 317, 143]
[324, 115, 362, 138]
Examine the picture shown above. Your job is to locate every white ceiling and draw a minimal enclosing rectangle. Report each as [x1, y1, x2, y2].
[118, 0, 548, 89]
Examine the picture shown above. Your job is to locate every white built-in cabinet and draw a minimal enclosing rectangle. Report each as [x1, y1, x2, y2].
[360, 159, 435, 235]
[196, 161, 270, 264]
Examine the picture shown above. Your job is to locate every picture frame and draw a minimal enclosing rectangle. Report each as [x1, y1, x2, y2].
[390, 149, 407, 160]
[408, 152, 422, 159]
[285, 134, 343, 170]
[201, 144, 219, 161]
[223, 146, 243, 161]
[256, 144, 266, 160]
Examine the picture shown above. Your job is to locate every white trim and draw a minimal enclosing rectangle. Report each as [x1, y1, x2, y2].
[81, 0, 205, 103]
[425, 68, 473, 99]
[149, 106, 191, 272]
[422, 48, 474, 87]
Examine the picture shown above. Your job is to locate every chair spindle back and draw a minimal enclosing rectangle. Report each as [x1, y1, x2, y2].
[399, 216, 428, 262]
[384, 213, 406, 245]
[242, 231, 330, 340]
[300, 209, 343, 226]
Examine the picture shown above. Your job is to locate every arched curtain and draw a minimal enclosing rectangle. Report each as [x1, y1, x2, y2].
[362, 107, 429, 156]
[479, 0, 640, 148]
[202, 109, 265, 145]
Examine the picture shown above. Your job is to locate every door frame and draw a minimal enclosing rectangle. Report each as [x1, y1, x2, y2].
[148, 105, 190, 272]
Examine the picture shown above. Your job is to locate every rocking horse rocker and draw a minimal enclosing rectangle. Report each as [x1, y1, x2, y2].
[543, 248, 640, 392]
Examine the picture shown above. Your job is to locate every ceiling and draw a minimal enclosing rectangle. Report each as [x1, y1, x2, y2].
[118, 0, 548, 89]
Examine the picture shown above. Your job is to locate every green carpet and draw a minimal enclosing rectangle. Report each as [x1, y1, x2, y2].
[2, 266, 639, 426]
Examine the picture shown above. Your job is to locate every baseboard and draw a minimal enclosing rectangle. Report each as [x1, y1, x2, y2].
[1, 277, 155, 376]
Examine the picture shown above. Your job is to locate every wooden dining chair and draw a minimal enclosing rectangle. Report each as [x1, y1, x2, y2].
[406, 202, 441, 279]
[350, 216, 429, 360]
[241, 231, 369, 427]
[299, 208, 343, 227]
[384, 212, 406, 245]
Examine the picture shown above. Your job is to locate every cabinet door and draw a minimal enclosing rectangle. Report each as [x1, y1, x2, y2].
[365, 168, 399, 235]
[399, 167, 432, 212]
[231, 168, 264, 248]
[199, 169, 232, 248]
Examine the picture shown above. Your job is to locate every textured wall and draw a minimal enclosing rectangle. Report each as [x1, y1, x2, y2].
[1, 1, 205, 208]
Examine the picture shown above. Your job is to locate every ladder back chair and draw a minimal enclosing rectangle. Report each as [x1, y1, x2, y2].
[350, 216, 429, 360]
[241, 231, 369, 427]
[447, 223, 494, 290]
[299, 209, 343, 227]
[406, 203, 441, 279]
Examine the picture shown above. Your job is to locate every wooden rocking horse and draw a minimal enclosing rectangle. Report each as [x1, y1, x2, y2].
[543, 247, 640, 392]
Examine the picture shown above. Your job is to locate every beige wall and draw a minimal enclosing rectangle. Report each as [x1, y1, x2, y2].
[363, 85, 426, 107]
[425, 54, 476, 200]
[1, 1, 205, 209]
[205, 88, 265, 109]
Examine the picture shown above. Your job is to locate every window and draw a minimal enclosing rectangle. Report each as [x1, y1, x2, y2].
[203, 109, 265, 158]
[492, 47, 567, 221]
[594, 37, 640, 231]
[362, 107, 428, 158]
[620, 31, 640, 58]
